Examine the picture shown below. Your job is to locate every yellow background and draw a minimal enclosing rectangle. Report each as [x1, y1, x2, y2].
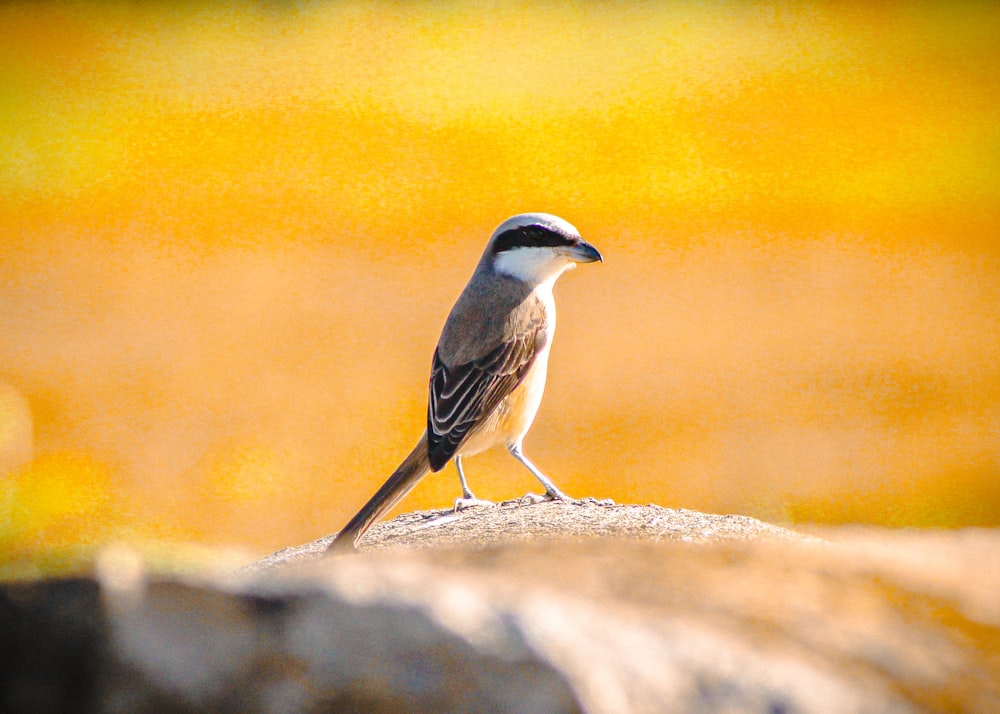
[2, 2, 998, 572]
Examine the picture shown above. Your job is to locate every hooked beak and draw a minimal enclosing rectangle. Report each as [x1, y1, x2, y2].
[564, 238, 603, 264]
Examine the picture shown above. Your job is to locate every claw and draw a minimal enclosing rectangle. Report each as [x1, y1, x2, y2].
[454, 497, 494, 511]
[576, 496, 615, 506]
[517, 492, 548, 505]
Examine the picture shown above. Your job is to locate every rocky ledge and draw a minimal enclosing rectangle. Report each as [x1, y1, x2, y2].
[2, 501, 998, 713]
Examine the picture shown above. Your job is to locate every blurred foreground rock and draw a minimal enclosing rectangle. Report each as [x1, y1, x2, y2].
[2, 501, 998, 713]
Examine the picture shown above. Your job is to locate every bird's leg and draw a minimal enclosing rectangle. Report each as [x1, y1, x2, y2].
[456, 455, 475, 499]
[508, 443, 574, 502]
[453, 455, 494, 511]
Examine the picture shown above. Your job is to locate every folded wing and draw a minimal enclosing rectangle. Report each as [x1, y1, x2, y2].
[427, 314, 547, 471]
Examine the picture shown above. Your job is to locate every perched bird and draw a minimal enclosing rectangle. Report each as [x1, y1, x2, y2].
[327, 213, 602, 552]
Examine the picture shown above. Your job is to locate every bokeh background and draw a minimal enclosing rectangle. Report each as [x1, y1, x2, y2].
[2, 1, 999, 573]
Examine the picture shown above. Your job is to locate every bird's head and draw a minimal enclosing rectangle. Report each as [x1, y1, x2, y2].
[487, 213, 602, 286]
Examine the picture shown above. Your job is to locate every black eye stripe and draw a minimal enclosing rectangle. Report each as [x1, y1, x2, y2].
[491, 225, 575, 254]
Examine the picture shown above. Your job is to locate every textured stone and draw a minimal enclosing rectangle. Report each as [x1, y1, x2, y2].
[2, 504, 998, 713]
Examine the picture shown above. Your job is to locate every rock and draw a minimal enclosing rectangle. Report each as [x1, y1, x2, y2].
[1, 503, 998, 713]
[248, 500, 811, 569]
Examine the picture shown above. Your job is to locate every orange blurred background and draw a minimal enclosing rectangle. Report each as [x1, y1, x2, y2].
[2, 2, 999, 572]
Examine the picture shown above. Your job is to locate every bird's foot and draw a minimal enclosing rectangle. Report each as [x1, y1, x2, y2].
[576, 496, 616, 506]
[453, 496, 494, 511]
[517, 492, 614, 506]
[517, 492, 549, 505]
[517, 489, 574, 505]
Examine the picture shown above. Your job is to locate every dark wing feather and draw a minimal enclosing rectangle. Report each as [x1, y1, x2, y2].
[427, 326, 546, 471]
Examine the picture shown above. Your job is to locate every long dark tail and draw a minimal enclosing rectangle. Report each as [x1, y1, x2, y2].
[326, 433, 432, 553]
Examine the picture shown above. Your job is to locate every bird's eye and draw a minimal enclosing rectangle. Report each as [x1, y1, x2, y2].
[492, 223, 571, 254]
[527, 226, 570, 248]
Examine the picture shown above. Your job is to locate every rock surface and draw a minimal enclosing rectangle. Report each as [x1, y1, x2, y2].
[2, 501, 998, 713]
[250, 500, 810, 568]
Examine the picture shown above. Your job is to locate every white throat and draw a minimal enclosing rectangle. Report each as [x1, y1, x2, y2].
[493, 246, 575, 287]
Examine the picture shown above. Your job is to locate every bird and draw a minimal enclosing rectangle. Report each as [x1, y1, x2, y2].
[326, 213, 602, 552]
